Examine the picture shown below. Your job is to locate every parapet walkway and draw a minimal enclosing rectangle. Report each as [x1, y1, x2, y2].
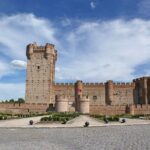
[0, 115, 150, 128]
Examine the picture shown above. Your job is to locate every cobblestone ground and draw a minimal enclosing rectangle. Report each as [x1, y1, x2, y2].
[0, 125, 150, 150]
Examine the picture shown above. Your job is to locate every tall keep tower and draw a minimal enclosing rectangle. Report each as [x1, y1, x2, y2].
[25, 43, 57, 104]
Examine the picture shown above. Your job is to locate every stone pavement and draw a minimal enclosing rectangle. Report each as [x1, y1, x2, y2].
[0, 115, 150, 128]
[0, 125, 150, 150]
[0, 116, 47, 128]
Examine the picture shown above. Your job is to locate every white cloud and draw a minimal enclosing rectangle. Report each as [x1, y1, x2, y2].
[55, 67, 60, 73]
[90, 1, 96, 9]
[1, 13, 150, 98]
[0, 13, 59, 60]
[11, 60, 27, 69]
[56, 19, 150, 82]
[0, 13, 59, 79]
[0, 60, 13, 78]
[0, 83, 25, 100]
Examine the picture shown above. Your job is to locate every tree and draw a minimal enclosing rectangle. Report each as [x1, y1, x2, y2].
[9, 99, 15, 103]
[17, 98, 25, 103]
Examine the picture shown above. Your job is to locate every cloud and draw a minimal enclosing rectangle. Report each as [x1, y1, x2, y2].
[0, 13, 59, 60]
[0, 60, 14, 78]
[1, 15, 150, 83]
[1, 13, 150, 98]
[0, 83, 25, 100]
[0, 13, 59, 79]
[11, 60, 27, 69]
[56, 19, 150, 82]
[90, 1, 96, 9]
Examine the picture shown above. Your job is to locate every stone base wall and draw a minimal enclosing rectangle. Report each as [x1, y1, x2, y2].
[130, 104, 150, 115]
[0, 103, 49, 114]
[90, 105, 127, 115]
[1, 103, 150, 115]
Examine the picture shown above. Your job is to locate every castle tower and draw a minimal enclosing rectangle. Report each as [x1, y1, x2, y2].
[25, 43, 57, 104]
[105, 80, 114, 105]
[75, 80, 83, 111]
[134, 77, 149, 104]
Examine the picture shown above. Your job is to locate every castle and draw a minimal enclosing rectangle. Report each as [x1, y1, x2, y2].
[0, 43, 150, 115]
[24, 43, 150, 115]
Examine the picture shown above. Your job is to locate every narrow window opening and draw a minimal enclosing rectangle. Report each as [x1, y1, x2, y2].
[93, 96, 97, 100]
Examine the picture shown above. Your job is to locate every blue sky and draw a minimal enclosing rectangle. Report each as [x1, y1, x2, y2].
[0, 0, 150, 99]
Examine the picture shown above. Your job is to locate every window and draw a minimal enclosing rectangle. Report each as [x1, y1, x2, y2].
[93, 96, 97, 100]
[37, 66, 40, 69]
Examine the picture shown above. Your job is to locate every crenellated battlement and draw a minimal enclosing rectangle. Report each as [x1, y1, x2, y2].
[54, 82, 135, 87]
[54, 83, 75, 86]
[26, 43, 57, 59]
[55, 94, 68, 101]
[83, 82, 105, 86]
[27, 43, 55, 50]
[133, 76, 150, 82]
[113, 82, 135, 87]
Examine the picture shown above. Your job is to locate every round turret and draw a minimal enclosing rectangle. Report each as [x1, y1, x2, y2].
[45, 43, 57, 60]
[26, 44, 34, 59]
[78, 95, 90, 114]
[55, 95, 68, 112]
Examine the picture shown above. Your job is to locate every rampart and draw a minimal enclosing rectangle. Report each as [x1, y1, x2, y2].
[0, 103, 49, 114]
[130, 104, 150, 115]
[90, 105, 127, 115]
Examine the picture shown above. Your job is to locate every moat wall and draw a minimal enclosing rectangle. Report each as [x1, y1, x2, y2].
[0, 103, 150, 115]
[0, 103, 49, 114]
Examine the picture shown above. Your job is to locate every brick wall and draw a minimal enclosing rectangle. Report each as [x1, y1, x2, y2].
[90, 105, 127, 115]
[130, 104, 150, 115]
[0, 103, 49, 114]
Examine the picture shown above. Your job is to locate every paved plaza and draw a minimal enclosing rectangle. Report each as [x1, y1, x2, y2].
[0, 125, 150, 150]
[0, 115, 150, 128]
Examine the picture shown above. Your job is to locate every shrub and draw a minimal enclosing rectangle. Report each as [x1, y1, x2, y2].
[3, 116, 7, 120]
[106, 116, 119, 122]
[62, 118, 67, 124]
[40, 112, 80, 123]
[40, 117, 49, 122]
[0, 116, 3, 120]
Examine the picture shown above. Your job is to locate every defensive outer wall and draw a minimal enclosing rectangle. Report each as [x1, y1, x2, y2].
[0, 43, 150, 115]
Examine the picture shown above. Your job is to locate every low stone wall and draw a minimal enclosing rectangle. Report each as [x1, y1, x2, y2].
[90, 105, 127, 115]
[1, 103, 150, 115]
[0, 103, 49, 114]
[130, 104, 150, 115]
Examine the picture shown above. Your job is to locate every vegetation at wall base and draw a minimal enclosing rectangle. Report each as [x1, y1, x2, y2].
[90, 114, 150, 121]
[0, 115, 7, 120]
[0, 112, 48, 120]
[40, 112, 80, 123]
